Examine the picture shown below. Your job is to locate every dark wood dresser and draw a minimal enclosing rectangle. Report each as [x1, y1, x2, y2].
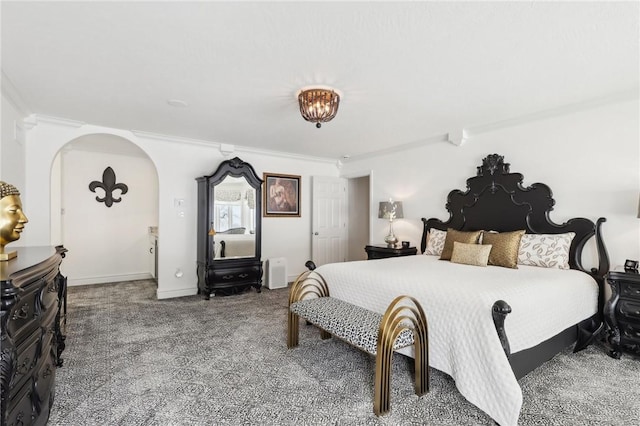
[365, 244, 417, 260]
[1, 246, 68, 426]
[604, 267, 640, 358]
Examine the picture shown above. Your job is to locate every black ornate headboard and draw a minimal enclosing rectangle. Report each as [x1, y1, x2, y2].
[421, 154, 609, 286]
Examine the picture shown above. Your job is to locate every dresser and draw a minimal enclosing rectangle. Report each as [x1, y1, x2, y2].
[365, 244, 417, 260]
[1, 246, 68, 426]
[604, 267, 640, 358]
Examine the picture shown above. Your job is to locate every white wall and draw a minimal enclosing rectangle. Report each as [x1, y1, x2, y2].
[340, 99, 640, 270]
[0, 91, 27, 189]
[19, 118, 339, 298]
[9, 96, 637, 298]
[59, 142, 158, 285]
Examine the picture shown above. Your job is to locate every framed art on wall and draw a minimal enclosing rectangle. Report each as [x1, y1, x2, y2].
[263, 173, 301, 217]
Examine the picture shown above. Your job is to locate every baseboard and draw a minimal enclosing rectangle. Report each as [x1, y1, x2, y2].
[156, 287, 198, 300]
[67, 272, 153, 286]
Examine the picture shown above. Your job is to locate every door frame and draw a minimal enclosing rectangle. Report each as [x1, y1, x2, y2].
[340, 169, 374, 246]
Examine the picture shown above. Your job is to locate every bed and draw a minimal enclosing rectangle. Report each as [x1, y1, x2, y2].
[306, 154, 609, 426]
[214, 233, 256, 258]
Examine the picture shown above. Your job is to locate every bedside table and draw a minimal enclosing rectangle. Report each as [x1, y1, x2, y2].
[365, 244, 417, 260]
[604, 267, 640, 359]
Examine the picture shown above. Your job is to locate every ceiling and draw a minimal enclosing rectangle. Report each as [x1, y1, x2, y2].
[2, 1, 638, 161]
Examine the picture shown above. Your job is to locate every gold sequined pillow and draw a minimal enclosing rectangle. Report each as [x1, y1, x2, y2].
[482, 230, 526, 268]
[440, 229, 483, 261]
[450, 242, 492, 267]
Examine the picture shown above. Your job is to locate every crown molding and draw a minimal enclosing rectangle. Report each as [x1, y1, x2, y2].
[466, 90, 639, 137]
[234, 144, 337, 165]
[30, 114, 85, 128]
[132, 129, 337, 165]
[344, 90, 638, 162]
[130, 129, 215, 147]
[1, 70, 32, 116]
[344, 133, 448, 163]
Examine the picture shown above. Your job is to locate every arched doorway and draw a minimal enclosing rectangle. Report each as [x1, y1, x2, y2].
[52, 134, 159, 288]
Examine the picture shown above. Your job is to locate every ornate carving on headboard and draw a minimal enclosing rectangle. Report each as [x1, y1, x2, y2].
[477, 153, 509, 176]
[421, 154, 609, 287]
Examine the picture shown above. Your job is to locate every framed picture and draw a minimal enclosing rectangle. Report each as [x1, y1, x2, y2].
[263, 173, 301, 217]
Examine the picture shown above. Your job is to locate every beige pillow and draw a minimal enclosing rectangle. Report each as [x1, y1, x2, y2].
[482, 230, 526, 268]
[451, 242, 492, 266]
[440, 229, 483, 260]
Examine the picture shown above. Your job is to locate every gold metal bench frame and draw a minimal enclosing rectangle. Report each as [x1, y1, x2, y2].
[287, 270, 429, 416]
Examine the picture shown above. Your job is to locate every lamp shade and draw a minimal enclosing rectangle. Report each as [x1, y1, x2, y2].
[378, 200, 403, 220]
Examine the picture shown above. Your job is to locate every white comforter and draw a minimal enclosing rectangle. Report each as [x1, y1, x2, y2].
[314, 255, 598, 426]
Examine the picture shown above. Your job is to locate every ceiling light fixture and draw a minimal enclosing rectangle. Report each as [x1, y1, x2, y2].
[297, 87, 341, 128]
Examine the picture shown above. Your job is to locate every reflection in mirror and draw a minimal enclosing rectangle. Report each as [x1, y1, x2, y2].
[212, 176, 256, 259]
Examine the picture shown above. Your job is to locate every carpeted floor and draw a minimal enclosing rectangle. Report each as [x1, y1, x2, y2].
[49, 280, 639, 425]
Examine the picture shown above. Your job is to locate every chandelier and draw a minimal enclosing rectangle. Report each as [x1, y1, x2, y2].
[297, 88, 340, 128]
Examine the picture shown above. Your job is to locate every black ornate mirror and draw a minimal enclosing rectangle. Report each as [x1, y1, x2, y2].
[196, 157, 263, 298]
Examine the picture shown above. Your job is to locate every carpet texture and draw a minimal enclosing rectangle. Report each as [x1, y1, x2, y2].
[49, 280, 639, 425]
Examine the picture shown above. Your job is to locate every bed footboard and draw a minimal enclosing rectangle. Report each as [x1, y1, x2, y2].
[492, 300, 512, 357]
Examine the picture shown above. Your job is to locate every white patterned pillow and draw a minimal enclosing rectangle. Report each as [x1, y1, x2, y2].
[517, 232, 575, 269]
[423, 228, 446, 256]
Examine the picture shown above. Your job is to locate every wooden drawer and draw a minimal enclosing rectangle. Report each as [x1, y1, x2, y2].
[39, 268, 60, 311]
[211, 265, 261, 284]
[6, 380, 35, 426]
[621, 282, 640, 299]
[618, 300, 640, 323]
[33, 350, 56, 422]
[619, 321, 640, 344]
[9, 331, 40, 398]
[7, 287, 40, 342]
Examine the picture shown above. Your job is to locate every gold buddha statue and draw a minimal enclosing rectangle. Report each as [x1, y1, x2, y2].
[0, 181, 28, 261]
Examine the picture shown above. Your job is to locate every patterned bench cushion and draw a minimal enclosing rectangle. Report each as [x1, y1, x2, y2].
[290, 297, 415, 355]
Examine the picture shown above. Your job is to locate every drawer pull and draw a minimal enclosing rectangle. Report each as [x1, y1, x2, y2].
[12, 304, 29, 320]
[222, 274, 234, 280]
[14, 411, 25, 426]
[239, 273, 249, 278]
[17, 357, 32, 374]
[42, 365, 53, 378]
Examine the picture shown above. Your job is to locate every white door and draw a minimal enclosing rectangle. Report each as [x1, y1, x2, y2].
[311, 176, 347, 267]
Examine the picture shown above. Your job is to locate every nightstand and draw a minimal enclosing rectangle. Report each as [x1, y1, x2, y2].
[604, 267, 640, 358]
[365, 244, 417, 260]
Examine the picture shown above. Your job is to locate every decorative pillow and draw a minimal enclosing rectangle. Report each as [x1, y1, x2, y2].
[482, 230, 526, 269]
[450, 242, 492, 267]
[517, 232, 575, 269]
[440, 229, 483, 260]
[424, 228, 447, 256]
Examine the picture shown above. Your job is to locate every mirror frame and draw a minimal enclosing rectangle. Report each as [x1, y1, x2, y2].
[204, 157, 263, 262]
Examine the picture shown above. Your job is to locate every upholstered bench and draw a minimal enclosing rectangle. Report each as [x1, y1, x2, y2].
[287, 270, 429, 416]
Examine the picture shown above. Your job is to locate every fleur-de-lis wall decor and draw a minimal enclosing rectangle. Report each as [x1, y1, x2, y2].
[89, 167, 129, 207]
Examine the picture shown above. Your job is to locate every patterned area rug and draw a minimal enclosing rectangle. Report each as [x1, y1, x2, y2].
[49, 280, 639, 425]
